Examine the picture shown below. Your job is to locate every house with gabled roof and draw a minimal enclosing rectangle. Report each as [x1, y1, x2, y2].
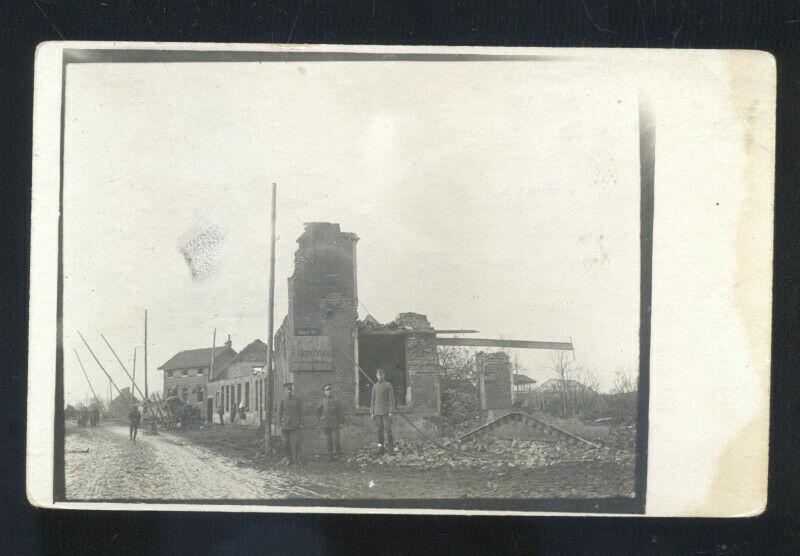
[207, 339, 270, 425]
[158, 336, 237, 421]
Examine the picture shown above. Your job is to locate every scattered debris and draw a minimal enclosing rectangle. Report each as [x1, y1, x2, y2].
[345, 436, 634, 472]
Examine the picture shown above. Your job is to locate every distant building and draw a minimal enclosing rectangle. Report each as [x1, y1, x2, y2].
[523, 378, 597, 417]
[208, 339, 269, 424]
[108, 387, 139, 418]
[512, 372, 537, 407]
[158, 338, 237, 420]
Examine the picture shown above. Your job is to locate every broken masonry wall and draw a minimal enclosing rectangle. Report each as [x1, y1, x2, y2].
[404, 331, 441, 416]
[276, 223, 360, 455]
[273, 223, 443, 455]
[476, 351, 514, 422]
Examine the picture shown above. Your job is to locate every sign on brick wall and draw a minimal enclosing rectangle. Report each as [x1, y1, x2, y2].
[291, 335, 333, 371]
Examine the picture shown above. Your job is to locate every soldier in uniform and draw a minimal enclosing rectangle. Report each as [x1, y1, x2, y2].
[278, 382, 304, 465]
[217, 398, 225, 427]
[315, 383, 344, 462]
[128, 403, 142, 441]
[370, 368, 396, 454]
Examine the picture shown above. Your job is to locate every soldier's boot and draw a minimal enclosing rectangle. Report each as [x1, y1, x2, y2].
[385, 429, 394, 454]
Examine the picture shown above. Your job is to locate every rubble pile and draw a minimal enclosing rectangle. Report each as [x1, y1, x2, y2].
[346, 436, 635, 472]
[606, 424, 637, 451]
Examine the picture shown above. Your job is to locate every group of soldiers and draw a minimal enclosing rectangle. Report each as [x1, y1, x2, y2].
[277, 367, 397, 465]
[76, 405, 101, 428]
[120, 367, 399, 465]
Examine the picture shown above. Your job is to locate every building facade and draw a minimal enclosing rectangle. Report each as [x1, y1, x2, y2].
[271, 222, 443, 455]
[158, 338, 237, 421]
[207, 339, 269, 425]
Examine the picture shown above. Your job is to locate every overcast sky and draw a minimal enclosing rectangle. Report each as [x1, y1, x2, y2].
[62, 58, 640, 406]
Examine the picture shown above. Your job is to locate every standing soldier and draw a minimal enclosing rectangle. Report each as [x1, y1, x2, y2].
[128, 403, 142, 441]
[278, 382, 304, 465]
[91, 405, 100, 427]
[315, 383, 344, 462]
[217, 397, 225, 427]
[370, 368, 396, 454]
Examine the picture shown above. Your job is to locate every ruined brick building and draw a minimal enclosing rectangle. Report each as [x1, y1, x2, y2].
[272, 222, 442, 454]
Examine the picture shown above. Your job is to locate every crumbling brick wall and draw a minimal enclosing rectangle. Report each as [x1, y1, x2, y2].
[476, 351, 513, 415]
[405, 331, 441, 416]
[272, 223, 443, 454]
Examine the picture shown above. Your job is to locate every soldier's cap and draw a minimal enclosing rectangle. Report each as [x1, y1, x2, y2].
[322, 383, 333, 391]
[283, 382, 294, 388]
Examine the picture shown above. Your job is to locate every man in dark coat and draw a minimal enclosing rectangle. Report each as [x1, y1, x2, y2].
[278, 382, 304, 465]
[91, 406, 100, 427]
[128, 404, 141, 441]
[217, 398, 225, 426]
[370, 368, 396, 454]
[315, 383, 344, 462]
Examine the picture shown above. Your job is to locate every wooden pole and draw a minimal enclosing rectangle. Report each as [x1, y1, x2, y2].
[74, 348, 101, 408]
[78, 331, 124, 395]
[265, 183, 277, 452]
[144, 310, 148, 400]
[100, 333, 160, 420]
[131, 348, 137, 410]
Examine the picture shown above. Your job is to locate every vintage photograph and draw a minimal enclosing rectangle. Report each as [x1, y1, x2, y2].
[52, 46, 650, 511]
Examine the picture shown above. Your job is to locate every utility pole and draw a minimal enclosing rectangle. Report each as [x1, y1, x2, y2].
[265, 183, 277, 453]
[75, 349, 102, 409]
[144, 310, 148, 400]
[131, 347, 137, 410]
[100, 333, 161, 420]
[79, 331, 124, 395]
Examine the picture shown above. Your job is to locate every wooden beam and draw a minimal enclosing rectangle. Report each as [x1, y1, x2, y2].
[436, 337, 573, 350]
[433, 329, 479, 334]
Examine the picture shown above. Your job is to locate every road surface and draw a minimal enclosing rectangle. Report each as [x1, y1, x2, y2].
[64, 422, 355, 500]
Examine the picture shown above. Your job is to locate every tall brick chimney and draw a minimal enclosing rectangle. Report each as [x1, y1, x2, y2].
[289, 222, 359, 333]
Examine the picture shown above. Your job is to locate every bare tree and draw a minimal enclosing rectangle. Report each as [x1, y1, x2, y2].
[550, 351, 579, 417]
[611, 367, 638, 395]
[609, 367, 639, 421]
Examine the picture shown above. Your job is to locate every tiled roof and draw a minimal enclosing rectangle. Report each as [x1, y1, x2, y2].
[158, 346, 237, 372]
[210, 339, 269, 381]
[513, 373, 536, 385]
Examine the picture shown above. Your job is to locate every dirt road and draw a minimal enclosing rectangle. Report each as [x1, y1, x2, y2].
[65, 421, 635, 502]
[64, 423, 357, 500]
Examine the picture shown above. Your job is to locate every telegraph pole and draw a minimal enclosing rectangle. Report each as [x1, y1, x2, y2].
[74, 348, 101, 409]
[131, 348, 137, 410]
[100, 333, 160, 420]
[144, 310, 148, 400]
[79, 331, 124, 395]
[265, 183, 277, 453]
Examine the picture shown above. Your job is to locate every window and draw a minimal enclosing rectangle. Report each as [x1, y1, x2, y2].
[166, 370, 173, 378]
[196, 387, 203, 402]
[253, 366, 264, 375]
[225, 386, 230, 411]
[181, 387, 188, 402]
[244, 382, 250, 409]
[181, 369, 188, 377]
[198, 367, 205, 376]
